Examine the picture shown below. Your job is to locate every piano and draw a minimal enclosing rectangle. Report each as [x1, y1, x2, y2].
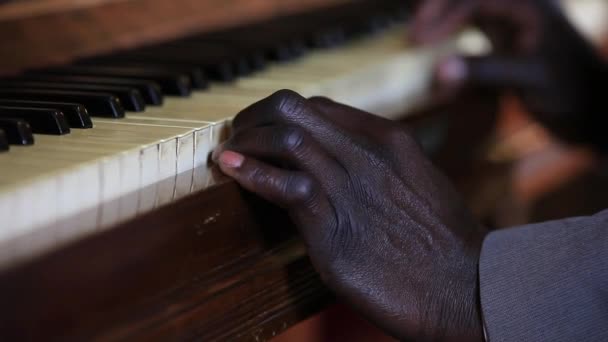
[0, 0, 603, 340]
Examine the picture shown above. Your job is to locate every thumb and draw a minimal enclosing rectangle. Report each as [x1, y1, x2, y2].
[436, 55, 548, 90]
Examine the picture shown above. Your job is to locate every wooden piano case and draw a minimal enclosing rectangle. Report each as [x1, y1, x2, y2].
[0, 178, 333, 340]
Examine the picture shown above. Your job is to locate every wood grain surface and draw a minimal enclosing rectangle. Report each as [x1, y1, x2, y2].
[0, 0, 350, 75]
[0, 178, 332, 341]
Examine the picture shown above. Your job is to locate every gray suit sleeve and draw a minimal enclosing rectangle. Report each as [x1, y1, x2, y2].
[479, 210, 608, 342]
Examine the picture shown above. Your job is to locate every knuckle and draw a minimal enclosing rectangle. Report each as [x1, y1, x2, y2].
[270, 89, 306, 116]
[277, 126, 306, 153]
[287, 175, 317, 204]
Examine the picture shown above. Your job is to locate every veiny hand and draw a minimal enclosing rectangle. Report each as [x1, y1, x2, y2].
[410, 0, 608, 148]
[214, 90, 486, 341]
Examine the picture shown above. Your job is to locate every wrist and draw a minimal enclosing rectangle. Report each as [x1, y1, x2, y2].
[434, 245, 484, 341]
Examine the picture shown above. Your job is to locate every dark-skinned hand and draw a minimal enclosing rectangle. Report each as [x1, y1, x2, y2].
[213, 90, 486, 341]
[410, 0, 608, 149]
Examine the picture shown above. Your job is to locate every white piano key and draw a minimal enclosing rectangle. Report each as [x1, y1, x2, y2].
[194, 126, 212, 169]
[138, 145, 160, 214]
[0, 190, 15, 239]
[193, 126, 213, 191]
[175, 132, 195, 199]
[99, 156, 122, 229]
[117, 150, 142, 223]
[17, 177, 57, 234]
[177, 133, 195, 173]
[175, 169, 194, 201]
[55, 162, 101, 241]
[156, 138, 178, 206]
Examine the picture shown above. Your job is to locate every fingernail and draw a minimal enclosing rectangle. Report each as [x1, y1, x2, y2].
[219, 150, 244, 169]
[437, 56, 467, 85]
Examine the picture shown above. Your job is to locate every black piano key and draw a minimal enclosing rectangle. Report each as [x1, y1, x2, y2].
[35, 66, 191, 96]
[0, 130, 9, 152]
[248, 50, 267, 71]
[195, 48, 253, 76]
[266, 43, 296, 62]
[0, 118, 34, 145]
[0, 89, 124, 118]
[128, 40, 252, 75]
[96, 49, 242, 81]
[309, 28, 347, 49]
[170, 66, 207, 89]
[169, 37, 269, 73]
[112, 64, 207, 89]
[233, 58, 251, 76]
[0, 100, 91, 129]
[206, 61, 236, 82]
[0, 81, 145, 112]
[198, 25, 294, 62]
[233, 24, 311, 61]
[12, 75, 163, 105]
[257, 41, 299, 62]
[289, 40, 308, 58]
[76, 62, 208, 90]
[0, 107, 70, 135]
[367, 14, 393, 32]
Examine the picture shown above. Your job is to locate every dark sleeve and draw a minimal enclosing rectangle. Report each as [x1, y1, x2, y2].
[479, 210, 608, 342]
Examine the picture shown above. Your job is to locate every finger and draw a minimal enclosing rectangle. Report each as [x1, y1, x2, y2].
[436, 55, 548, 90]
[231, 89, 359, 161]
[214, 125, 345, 189]
[477, 1, 542, 51]
[308, 96, 408, 142]
[217, 150, 315, 206]
[232, 89, 312, 134]
[217, 150, 335, 240]
[409, 0, 477, 45]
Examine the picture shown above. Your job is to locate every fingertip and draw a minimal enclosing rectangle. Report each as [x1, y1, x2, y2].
[218, 150, 245, 175]
[436, 56, 468, 87]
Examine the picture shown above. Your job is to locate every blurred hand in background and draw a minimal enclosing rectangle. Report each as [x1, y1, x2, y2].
[410, 0, 608, 151]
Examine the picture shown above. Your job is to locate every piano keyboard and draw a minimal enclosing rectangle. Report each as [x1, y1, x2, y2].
[0, 4, 486, 268]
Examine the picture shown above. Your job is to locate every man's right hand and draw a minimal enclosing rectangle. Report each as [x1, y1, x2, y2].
[410, 0, 607, 148]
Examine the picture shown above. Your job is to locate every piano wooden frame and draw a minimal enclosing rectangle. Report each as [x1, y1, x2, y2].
[0, 178, 333, 340]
